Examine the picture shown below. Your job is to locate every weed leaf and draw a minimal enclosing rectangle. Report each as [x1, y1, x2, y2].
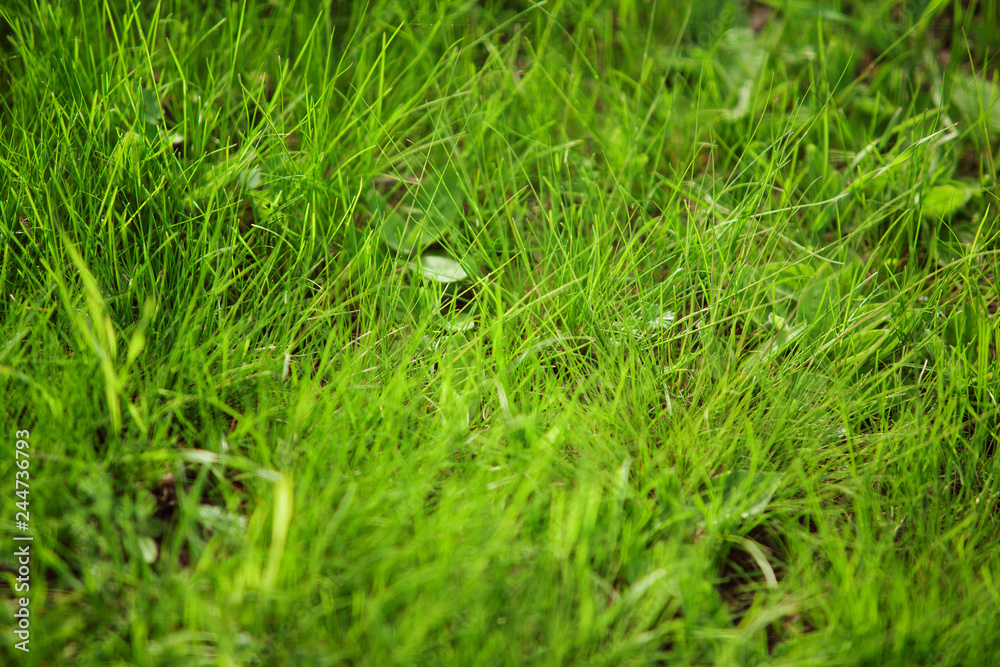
[920, 181, 976, 219]
[409, 253, 469, 283]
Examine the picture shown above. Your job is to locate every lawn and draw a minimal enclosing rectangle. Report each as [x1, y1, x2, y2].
[1, 0, 999, 664]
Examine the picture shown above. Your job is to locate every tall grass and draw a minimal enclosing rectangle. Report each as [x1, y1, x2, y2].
[1, 0, 998, 664]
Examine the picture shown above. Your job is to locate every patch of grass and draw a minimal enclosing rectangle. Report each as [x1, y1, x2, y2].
[1, 0, 998, 664]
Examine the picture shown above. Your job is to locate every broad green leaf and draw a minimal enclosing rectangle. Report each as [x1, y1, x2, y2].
[415, 166, 462, 230]
[409, 253, 469, 283]
[647, 310, 676, 330]
[369, 188, 441, 254]
[140, 86, 161, 125]
[612, 306, 676, 342]
[241, 167, 264, 189]
[920, 182, 976, 219]
[950, 74, 1000, 134]
[440, 311, 477, 333]
[371, 167, 465, 254]
[744, 317, 808, 368]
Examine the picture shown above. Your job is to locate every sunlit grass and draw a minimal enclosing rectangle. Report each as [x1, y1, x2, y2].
[1, 0, 998, 664]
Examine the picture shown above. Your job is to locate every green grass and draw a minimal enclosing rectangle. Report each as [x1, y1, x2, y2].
[1, 0, 999, 664]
